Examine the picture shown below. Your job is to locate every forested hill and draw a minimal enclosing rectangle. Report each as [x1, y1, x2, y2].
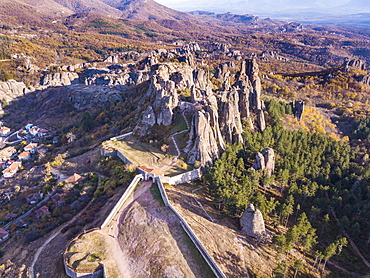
[206, 99, 370, 276]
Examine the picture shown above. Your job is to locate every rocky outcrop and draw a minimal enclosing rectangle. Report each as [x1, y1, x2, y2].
[253, 148, 275, 176]
[360, 75, 370, 86]
[245, 58, 262, 110]
[219, 88, 243, 144]
[134, 57, 266, 168]
[294, 100, 304, 121]
[0, 80, 32, 102]
[104, 55, 119, 64]
[67, 85, 123, 110]
[40, 72, 79, 87]
[240, 204, 266, 238]
[181, 42, 201, 52]
[185, 105, 225, 167]
[344, 58, 366, 71]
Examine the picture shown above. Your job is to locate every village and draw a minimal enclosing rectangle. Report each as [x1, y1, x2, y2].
[0, 121, 83, 245]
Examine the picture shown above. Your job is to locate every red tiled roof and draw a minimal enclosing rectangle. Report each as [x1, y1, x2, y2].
[4, 162, 21, 172]
[0, 228, 8, 237]
[138, 166, 164, 176]
[35, 206, 50, 218]
[24, 143, 37, 150]
[64, 173, 83, 183]
[19, 151, 30, 158]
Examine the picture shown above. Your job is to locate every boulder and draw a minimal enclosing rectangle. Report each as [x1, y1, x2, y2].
[240, 204, 266, 238]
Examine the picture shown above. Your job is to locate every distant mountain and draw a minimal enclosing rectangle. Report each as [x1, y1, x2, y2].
[100, 0, 194, 20]
[52, 0, 123, 17]
[0, 0, 73, 26]
[0, 0, 197, 25]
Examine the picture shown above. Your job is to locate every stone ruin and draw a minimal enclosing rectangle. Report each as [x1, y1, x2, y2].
[240, 204, 266, 238]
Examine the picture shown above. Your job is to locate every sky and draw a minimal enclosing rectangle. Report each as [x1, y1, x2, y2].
[155, 0, 370, 17]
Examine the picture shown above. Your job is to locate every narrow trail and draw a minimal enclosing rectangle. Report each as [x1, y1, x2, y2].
[160, 111, 190, 172]
[29, 197, 95, 278]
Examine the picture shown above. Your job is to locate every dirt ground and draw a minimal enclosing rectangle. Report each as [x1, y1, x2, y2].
[166, 183, 278, 278]
[116, 184, 214, 278]
[64, 182, 214, 278]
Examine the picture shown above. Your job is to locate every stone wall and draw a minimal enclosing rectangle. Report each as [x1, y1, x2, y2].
[168, 168, 201, 185]
[156, 177, 226, 278]
[64, 228, 104, 278]
[100, 174, 143, 229]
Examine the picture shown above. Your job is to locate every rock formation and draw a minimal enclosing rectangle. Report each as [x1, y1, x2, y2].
[40, 72, 79, 87]
[185, 105, 225, 167]
[104, 55, 119, 64]
[133, 56, 266, 168]
[344, 58, 366, 71]
[294, 100, 305, 121]
[253, 148, 275, 176]
[240, 204, 266, 238]
[245, 58, 262, 110]
[67, 85, 123, 110]
[219, 88, 243, 144]
[262, 148, 275, 176]
[0, 80, 32, 102]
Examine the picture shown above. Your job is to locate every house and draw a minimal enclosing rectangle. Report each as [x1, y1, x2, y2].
[25, 123, 33, 130]
[52, 136, 59, 144]
[24, 143, 37, 154]
[51, 193, 63, 204]
[29, 127, 48, 137]
[38, 128, 49, 137]
[64, 173, 84, 184]
[3, 161, 22, 178]
[18, 151, 31, 160]
[35, 206, 50, 218]
[0, 146, 16, 161]
[0, 228, 9, 243]
[29, 127, 39, 137]
[15, 219, 27, 228]
[26, 193, 43, 204]
[0, 126, 10, 136]
[5, 212, 17, 220]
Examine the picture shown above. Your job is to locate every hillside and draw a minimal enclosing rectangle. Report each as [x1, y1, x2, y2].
[0, 1, 369, 278]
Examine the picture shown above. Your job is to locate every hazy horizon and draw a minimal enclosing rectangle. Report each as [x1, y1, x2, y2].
[155, 0, 370, 18]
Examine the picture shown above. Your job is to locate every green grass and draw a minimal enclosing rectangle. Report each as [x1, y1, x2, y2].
[150, 183, 165, 206]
